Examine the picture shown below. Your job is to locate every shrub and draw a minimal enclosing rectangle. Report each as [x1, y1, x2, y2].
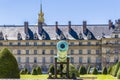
[112, 62, 120, 77]
[79, 66, 86, 75]
[48, 64, 54, 75]
[92, 67, 98, 75]
[102, 67, 107, 74]
[26, 71, 31, 74]
[20, 68, 28, 74]
[87, 65, 91, 74]
[0, 48, 20, 78]
[117, 68, 120, 79]
[31, 68, 38, 75]
[36, 66, 42, 75]
[62, 64, 79, 78]
[107, 67, 112, 74]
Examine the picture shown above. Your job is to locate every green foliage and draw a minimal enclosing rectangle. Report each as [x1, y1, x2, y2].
[26, 71, 31, 74]
[87, 65, 91, 74]
[0, 48, 20, 78]
[48, 64, 54, 75]
[111, 62, 120, 77]
[31, 68, 38, 75]
[117, 68, 120, 79]
[36, 66, 42, 75]
[102, 67, 107, 74]
[92, 67, 98, 75]
[79, 66, 86, 75]
[20, 68, 28, 74]
[107, 67, 112, 74]
[62, 64, 79, 78]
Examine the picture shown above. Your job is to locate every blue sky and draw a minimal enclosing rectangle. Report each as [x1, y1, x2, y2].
[0, 0, 120, 25]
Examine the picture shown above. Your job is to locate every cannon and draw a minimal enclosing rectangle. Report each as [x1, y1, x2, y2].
[56, 40, 69, 62]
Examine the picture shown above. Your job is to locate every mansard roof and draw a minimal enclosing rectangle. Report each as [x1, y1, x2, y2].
[0, 24, 113, 40]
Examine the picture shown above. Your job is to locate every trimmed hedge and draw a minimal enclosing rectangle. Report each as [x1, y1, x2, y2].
[20, 68, 28, 74]
[87, 65, 91, 74]
[107, 67, 112, 74]
[31, 68, 38, 75]
[92, 67, 98, 75]
[0, 48, 20, 78]
[36, 66, 42, 75]
[48, 64, 54, 75]
[117, 68, 120, 79]
[102, 67, 107, 74]
[79, 66, 86, 75]
[111, 62, 120, 77]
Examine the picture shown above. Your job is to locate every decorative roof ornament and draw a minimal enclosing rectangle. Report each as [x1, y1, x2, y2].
[38, 3, 44, 23]
[113, 19, 120, 34]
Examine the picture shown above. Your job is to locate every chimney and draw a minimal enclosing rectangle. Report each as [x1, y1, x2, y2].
[68, 21, 71, 32]
[55, 21, 58, 32]
[108, 20, 113, 29]
[24, 22, 28, 34]
[83, 21, 87, 32]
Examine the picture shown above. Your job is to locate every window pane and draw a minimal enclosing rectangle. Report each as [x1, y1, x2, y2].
[17, 57, 21, 63]
[17, 50, 21, 55]
[50, 50, 54, 55]
[71, 50, 74, 55]
[71, 57, 74, 63]
[42, 57, 46, 63]
[79, 57, 82, 63]
[50, 57, 53, 63]
[26, 57, 29, 63]
[34, 42, 37, 46]
[96, 50, 100, 54]
[26, 50, 29, 55]
[34, 50, 37, 55]
[87, 57, 91, 63]
[34, 57, 37, 63]
[79, 50, 82, 54]
[42, 50, 45, 55]
[87, 50, 91, 54]
[26, 42, 29, 46]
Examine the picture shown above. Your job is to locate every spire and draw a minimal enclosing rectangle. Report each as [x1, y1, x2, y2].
[38, 3, 44, 23]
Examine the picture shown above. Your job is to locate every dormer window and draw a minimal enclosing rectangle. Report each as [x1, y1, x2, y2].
[87, 32, 91, 40]
[34, 32, 38, 40]
[79, 32, 83, 40]
[0, 31, 4, 40]
[17, 32, 22, 40]
[42, 32, 46, 40]
[60, 32, 65, 40]
[26, 34, 30, 40]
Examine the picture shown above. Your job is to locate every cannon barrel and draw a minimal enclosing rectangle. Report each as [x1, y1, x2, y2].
[56, 41, 69, 62]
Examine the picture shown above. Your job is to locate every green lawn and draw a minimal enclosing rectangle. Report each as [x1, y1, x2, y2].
[21, 74, 117, 80]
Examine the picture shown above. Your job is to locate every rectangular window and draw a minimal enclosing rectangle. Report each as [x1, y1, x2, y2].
[42, 50, 45, 55]
[34, 50, 37, 55]
[34, 57, 37, 63]
[50, 50, 54, 55]
[96, 58, 101, 63]
[42, 42, 45, 46]
[26, 42, 29, 46]
[79, 50, 82, 54]
[115, 35, 118, 38]
[71, 50, 74, 55]
[50, 57, 53, 63]
[96, 42, 99, 45]
[17, 57, 21, 63]
[34, 42, 37, 46]
[26, 57, 29, 63]
[79, 57, 82, 63]
[9, 42, 13, 46]
[18, 42, 21, 46]
[71, 57, 74, 63]
[96, 50, 100, 54]
[50, 42, 54, 46]
[79, 42, 82, 46]
[17, 50, 21, 55]
[26, 50, 29, 55]
[87, 50, 91, 54]
[88, 42, 91, 46]
[106, 49, 110, 54]
[87, 57, 91, 63]
[70, 42, 74, 46]
[42, 57, 46, 63]
[0, 42, 3, 46]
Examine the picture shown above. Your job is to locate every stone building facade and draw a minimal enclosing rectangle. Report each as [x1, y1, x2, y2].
[0, 5, 120, 72]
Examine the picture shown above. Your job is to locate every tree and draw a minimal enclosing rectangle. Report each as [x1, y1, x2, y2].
[87, 65, 91, 74]
[48, 64, 54, 75]
[102, 67, 107, 74]
[117, 68, 120, 79]
[107, 67, 112, 74]
[0, 48, 20, 78]
[79, 66, 86, 75]
[31, 68, 38, 75]
[20, 68, 28, 74]
[112, 62, 120, 77]
[92, 67, 98, 75]
[36, 66, 42, 75]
